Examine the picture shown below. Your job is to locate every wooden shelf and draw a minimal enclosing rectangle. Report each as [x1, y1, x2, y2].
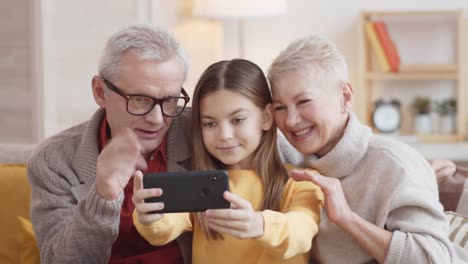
[415, 133, 462, 142]
[407, 141, 468, 161]
[359, 10, 465, 142]
[363, 10, 461, 17]
[399, 63, 457, 73]
[365, 71, 458, 81]
[373, 131, 462, 142]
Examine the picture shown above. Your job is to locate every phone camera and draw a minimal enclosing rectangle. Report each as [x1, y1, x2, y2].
[210, 174, 222, 181]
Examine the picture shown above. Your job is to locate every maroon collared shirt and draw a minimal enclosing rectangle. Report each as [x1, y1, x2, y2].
[98, 116, 182, 264]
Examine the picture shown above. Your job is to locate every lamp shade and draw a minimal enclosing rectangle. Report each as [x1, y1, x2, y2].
[193, 0, 287, 19]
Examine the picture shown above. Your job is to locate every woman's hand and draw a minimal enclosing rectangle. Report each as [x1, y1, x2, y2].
[132, 171, 165, 226]
[290, 169, 393, 263]
[429, 159, 456, 183]
[289, 169, 353, 227]
[204, 191, 264, 239]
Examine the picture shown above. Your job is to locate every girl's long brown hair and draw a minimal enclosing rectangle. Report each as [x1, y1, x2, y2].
[191, 59, 289, 239]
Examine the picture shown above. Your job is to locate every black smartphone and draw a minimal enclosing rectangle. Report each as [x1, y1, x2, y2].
[143, 170, 230, 213]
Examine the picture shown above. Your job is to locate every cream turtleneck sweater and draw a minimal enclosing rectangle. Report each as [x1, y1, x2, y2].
[304, 113, 454, 264]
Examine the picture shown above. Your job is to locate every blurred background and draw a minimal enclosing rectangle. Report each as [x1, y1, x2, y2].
[1, 0, 468, 162]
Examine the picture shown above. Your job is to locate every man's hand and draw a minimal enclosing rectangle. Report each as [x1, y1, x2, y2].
[204, 191, 264, 239]
[95, 128, 147, 200]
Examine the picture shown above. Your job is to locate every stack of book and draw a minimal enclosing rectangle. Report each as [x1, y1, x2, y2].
[364, 20, 400, 72]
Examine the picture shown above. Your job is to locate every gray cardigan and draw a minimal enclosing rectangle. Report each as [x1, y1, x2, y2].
[27, 108, 193, 263]
[27, 108, 301, 264]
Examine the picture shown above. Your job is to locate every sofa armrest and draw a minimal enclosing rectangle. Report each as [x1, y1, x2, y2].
[0, 144, 36, 164]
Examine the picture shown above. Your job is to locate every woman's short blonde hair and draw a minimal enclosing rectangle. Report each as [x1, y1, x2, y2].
[268, 35, 348, 91]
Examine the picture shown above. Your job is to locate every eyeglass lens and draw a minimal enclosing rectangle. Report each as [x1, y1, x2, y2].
[127, 96, 186, 116]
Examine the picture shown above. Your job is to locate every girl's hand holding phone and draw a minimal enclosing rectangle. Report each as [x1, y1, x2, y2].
[204, 191, 264, 239]
[132, 170, 165, 226]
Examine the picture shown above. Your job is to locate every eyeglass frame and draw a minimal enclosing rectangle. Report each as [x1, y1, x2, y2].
[101, 77, 190, 117]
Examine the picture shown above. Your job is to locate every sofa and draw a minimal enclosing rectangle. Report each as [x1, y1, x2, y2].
[0, 144, 38, 264]
[0, 143, 467, 264]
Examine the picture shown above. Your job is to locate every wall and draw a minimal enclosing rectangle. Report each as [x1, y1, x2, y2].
[1, 0, 468, 144]
[220, 0, 468, 126]
[0, 0, 140, 143]
[49, 0, 221, 135]
[0, 0, 32, 142]
[48, 0, 140, 134]
[0, 0, 220, 143]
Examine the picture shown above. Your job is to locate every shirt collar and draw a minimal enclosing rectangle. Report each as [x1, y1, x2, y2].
[97, 115, 167, 164]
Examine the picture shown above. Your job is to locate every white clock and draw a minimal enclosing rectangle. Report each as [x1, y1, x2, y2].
[372, 100, 401, 133]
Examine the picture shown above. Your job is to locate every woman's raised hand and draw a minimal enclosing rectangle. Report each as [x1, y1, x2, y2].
[429, 159, 456, 183]
[289, 169, 353, 227]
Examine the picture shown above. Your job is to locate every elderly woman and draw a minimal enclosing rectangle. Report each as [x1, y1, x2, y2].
[267, 35, 455, 263]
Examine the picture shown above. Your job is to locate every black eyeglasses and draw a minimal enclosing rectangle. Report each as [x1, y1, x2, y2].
[102, 78, 190, 117]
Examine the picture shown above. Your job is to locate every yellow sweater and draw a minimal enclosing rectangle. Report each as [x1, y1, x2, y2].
[134, 170, 323, 264]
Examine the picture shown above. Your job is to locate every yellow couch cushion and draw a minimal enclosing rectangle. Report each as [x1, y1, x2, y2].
[17, 216, 39, 264]
[0, 164, 34, 263]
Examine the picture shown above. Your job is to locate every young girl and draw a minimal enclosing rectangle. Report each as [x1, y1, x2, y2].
[132, 59, 323, 264]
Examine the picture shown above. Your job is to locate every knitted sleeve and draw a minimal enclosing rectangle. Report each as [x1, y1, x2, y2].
[27, 145, 122, 264]
[384, 171, 454, 263]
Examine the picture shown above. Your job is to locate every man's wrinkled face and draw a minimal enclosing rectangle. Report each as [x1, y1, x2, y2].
[100, 52, 186, 154]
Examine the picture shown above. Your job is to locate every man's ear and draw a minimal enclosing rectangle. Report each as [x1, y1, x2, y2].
[341, 83, 353, 112]
[92, 76, 107, 108]
[262, 104, 274, 131]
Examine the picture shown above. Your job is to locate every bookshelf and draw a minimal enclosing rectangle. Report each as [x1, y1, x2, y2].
[359, 10, 466, 142]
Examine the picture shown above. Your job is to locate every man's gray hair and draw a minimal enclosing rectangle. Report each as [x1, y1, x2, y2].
[268, 35, 348, 91]
[98, 24, 188, 82]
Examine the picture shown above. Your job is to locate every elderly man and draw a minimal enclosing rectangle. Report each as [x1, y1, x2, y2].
[28, 24, 301, 264]
[28, 25, 192, 263]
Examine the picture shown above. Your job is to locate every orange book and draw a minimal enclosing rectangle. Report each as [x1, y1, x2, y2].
[373, 20, 400, 72]
[364, 21, 390, 72]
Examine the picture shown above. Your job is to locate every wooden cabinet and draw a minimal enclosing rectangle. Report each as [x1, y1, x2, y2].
[358, 10, 466, 141]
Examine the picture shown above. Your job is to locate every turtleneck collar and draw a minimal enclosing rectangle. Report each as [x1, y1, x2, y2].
[303, 113, 372, 178]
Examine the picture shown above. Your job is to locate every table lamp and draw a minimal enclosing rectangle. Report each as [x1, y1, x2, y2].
[193, 0, 287, 58]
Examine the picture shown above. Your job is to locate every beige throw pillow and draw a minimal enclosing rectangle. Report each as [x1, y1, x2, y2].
[445, 211, 468, 249]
